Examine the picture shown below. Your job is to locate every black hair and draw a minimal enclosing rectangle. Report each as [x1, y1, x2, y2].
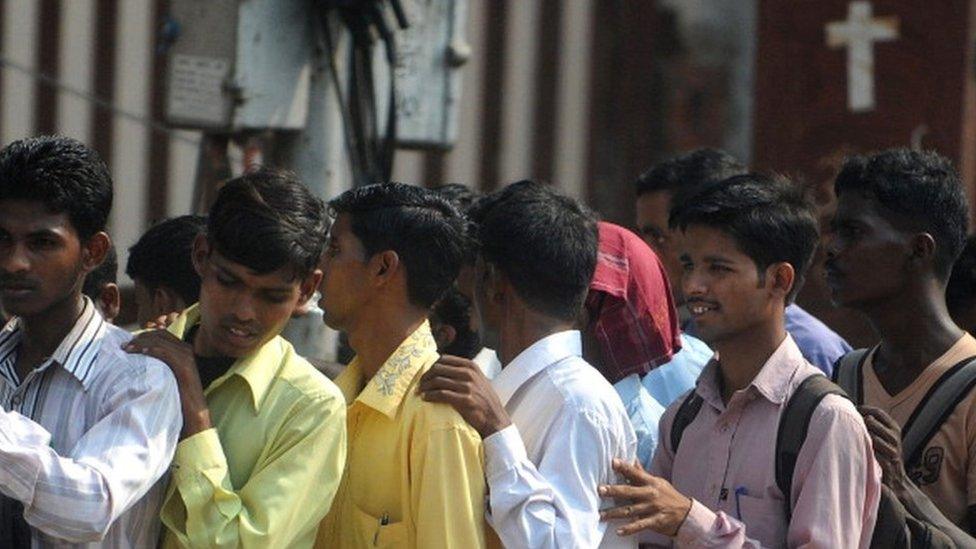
[126, 215, 206, 304]
[948, 235, 976, 316]
[0, 135, 112, 240]
[430, 183, 481, 213]
[82, 244, 117, 299]
[431, 288, 482, 358]
[329, 182, 471, 309]
[669, 173, 819, 302]
[834, 149, 970, 278]
[208, 168, 328, 279]
[634, 148, 746, 208]
[471, 180, 597, 321]
[432, 183, 481, 266]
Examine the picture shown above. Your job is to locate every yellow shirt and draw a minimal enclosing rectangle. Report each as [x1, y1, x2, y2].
[316, 321, 487, 549]
[160, 304, 347, 548]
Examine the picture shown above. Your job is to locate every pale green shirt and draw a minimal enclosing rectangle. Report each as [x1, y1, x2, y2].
[160, 304, 347, 548]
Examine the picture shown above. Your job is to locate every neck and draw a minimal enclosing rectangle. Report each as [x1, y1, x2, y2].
[348, 306, 428, 379]
[861, 281, 963, 375]
[713, 310, 787, 402]
[17, 293, 85, 366]
[497, 311, 576, 366]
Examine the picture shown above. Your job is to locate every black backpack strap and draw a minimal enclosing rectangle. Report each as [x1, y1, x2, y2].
[901, 355, 976, 468]
[669, 390, 704, 455]
[832, 348, 871, 405]
[775, 374, 847, 520]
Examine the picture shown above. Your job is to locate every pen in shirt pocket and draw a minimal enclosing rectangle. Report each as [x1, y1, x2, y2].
[734, 486, 748, 520]
[373, 513, 389, 545]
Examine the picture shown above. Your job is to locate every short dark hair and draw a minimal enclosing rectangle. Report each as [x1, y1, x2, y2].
[209, 168, 328, 279]
[471, 180, 597, 321]
[83, 244, 117, 299]
[430, 183, 481, 213]
[431, 289, 481, 358]
[432, 183, 481, 266]
[635, 148, 746, 207]
[834, 149, 970, 278]
[329, 182, 471, 309]
[948, 235, 976, 316]
[0, 135, 113, 240]
[126, 215, 206, 304]
[670, 173, 819, 302]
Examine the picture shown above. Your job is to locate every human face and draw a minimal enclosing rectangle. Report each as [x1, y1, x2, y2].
[0, 200, 90, 318]
[679, 225, 779, 346]
[824, 191, 912, 310]
[636, 191, 684, 300]
[317, 213, 371, 331]
[194, 237, 316, 358]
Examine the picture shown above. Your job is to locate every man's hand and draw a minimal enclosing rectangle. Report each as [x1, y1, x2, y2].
[859, 405, 910, 501]
[598, 459, 692, 537]
[142, 312, 180, 330]
[125, 330, 212, 439]
[418, 355, 511, 438]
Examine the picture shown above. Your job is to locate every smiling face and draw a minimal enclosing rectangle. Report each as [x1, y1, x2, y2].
[0, 200, 91, 318]
[193, 235, 316, 358]
[824, 191, 912, 310]
[679, 225, 784, 346]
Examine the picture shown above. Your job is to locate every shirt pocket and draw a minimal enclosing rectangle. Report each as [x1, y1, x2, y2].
[733, 493, 787, 548]
[352, 503, 408, 548]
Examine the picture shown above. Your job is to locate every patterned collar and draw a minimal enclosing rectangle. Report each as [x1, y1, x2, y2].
[336, 320, 438, 419]
[0, 296, 107, 391]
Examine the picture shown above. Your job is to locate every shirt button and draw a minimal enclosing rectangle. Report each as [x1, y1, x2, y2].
[10, 396, 21, 406]
[720, 424, 730, 433]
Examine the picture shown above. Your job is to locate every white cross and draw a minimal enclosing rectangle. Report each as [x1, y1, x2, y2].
[825, 1, 899, 112]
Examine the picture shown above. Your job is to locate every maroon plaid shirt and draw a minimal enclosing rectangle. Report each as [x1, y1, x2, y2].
[585, 222, 682, 384]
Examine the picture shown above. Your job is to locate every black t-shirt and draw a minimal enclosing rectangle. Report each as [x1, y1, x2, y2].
[184, 325, 236, 389]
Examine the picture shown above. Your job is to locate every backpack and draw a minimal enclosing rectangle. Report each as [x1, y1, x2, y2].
[670, 371, 956, 548]
[833, 349, 976, 473]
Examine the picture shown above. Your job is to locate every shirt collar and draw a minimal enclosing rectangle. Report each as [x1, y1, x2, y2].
[696, 333, 805, 407]
[0, 296, 107, 390]
[491, 330, 582, 405]
[335, 321, 438, 419]
[167, 303, 284, 412]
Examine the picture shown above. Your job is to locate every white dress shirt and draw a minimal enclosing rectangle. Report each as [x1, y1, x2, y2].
[485, 330, 638, 548]
[0, 297, 182, 547]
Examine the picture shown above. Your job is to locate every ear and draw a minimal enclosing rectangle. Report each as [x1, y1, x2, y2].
[82, 232, 110, 272]
[191, 234, 210, 277]
[98, 283, 121, 323]
[909, 232, 937, 267]
[766, 262, 796, 301]
[298, 268, 323, 308]
[369, 250, 400, 286]
[432, 322, 458, 351]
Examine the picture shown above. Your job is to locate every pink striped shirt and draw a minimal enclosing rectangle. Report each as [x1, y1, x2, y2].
[645, 335, 881, 548]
